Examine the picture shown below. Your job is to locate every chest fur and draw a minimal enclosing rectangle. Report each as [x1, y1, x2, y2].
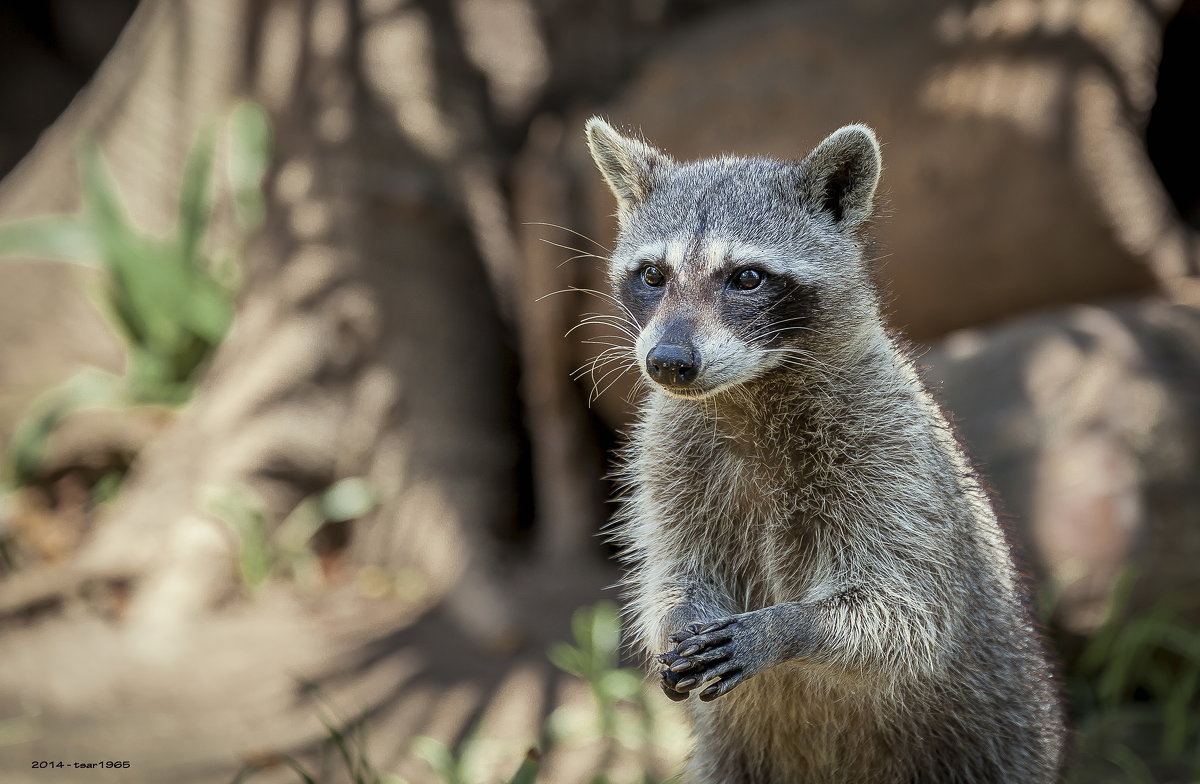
[632, 418, 837, 609]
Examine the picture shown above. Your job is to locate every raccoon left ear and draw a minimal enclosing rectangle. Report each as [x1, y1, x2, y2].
[796, 124, 881, 231]
[586, 117, 674, 222]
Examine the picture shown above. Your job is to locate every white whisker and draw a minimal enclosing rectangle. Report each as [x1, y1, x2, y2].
[523, 221, 612, 253]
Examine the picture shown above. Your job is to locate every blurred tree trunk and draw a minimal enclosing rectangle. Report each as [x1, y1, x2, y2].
[0, 6, 701, 774]
[0, 0, 728, 653]
[0, 0, 525, 649]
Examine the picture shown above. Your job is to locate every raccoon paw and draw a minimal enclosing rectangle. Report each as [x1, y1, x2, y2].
[656, 651, 692, 701]
[658, 618, 752, 702]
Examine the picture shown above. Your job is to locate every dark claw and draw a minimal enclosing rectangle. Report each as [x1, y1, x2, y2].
[661, 682, 689, 701]
[669, 658, 694, 672]
[660, 616, 751, 702]
[660, 665, 695, 701]
[661, 664, 690, 689]
[697, 667, 744, 701]
[677, 648, 731, 671]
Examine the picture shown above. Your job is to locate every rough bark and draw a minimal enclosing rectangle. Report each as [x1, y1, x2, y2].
[0, 0, 523, 650]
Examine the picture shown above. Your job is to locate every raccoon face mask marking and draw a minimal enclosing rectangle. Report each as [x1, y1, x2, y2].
[586, 118, 881, 399]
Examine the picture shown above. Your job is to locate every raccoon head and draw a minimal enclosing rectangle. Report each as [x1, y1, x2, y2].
[585, 118, 882, 399]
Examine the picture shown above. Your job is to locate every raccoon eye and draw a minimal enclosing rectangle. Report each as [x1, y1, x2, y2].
[732, 268, 765, 290]
[641, 265, 665, 287]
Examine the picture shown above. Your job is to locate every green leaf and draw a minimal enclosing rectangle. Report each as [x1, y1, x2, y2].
[506, 749, 540, 784]
[206, 486, 273, 590]
[0, 216, 100, 265]
[320, 477, 376, 522]
[63, 118, 243, 410]
[227, 101, 272, 227]
[1106, 744, 1156, 784]
[1162, 661, 1199, 756]
[410, 737, 462, 784]
[4, 368, 123, 485]
[548, 642, 586, 677]
[597, 669, 643, 702]
[180, 276, 234, 345]
[321, 717, 364, 783]
[228, 757, 318, 784]
[1076, 569, 1139, 675]
[274, 499, 325, 553]
[126, 347, 190, 405]
[177, 125, 216, 269]
[571, 608, 595, 659]
[590, 602, 622, 665]
[79, 142, 138, 265]
[278, 757, 319, 784]
[81, 142, 232, 392]
[90, 472, 124, 506]
[79, 143, 159, 346]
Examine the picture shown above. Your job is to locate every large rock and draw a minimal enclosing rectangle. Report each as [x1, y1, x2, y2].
[583, 0, 1194, 337]
[531, 0, 1200, 426]
[923, 300, 1200, 634]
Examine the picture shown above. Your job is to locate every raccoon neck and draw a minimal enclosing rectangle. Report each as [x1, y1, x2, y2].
[650, 326, 936, 474]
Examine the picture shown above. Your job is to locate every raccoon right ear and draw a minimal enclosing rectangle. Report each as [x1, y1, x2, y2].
[585, 117, 673, 221]
[796, 124, 882, 231]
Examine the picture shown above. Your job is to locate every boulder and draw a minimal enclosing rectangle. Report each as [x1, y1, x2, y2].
[923, 300, 1200, 634]
[533, 0, 1199, 426]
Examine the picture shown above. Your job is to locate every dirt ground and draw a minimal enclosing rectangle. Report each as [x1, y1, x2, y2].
[0, 555, 668, 784]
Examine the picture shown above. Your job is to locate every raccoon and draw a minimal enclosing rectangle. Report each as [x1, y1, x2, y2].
[583, 117, 1065, 783]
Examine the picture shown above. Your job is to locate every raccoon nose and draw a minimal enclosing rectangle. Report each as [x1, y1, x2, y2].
[646, 343, 698, 386]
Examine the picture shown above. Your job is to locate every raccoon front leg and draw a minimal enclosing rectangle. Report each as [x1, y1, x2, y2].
[659, 603, 815, 701]
[647, 581, 737, 701]
[661, 587, 933, 701]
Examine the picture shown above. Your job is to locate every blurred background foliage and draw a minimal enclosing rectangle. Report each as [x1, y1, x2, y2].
[0, 0, 1197, 782]
[0, 102, 269, 488]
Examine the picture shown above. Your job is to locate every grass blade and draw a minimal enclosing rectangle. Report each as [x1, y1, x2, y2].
[0, 216, 99, 265]
[178, 125, 216, 269]
[227, 101, 272, 227]
[506, 749, 540, 784]
[4, 369, 122, 485]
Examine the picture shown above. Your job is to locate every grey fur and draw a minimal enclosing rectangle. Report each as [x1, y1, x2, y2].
[585, 117, 675, 222]
[584, 118, 1066, 783]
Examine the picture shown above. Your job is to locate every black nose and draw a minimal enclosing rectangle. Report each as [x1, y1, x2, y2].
[646, 342, 698, 386]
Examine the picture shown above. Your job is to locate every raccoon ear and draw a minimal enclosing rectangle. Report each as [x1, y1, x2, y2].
[585, 117, 673, 220]
[796, 124, 881, 231]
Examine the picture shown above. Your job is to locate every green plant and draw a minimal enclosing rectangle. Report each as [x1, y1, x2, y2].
[206, 476, 376, 593]
[232, 586, 1200, 784]
[225, 601, 689, 784]
[408, 707, 544, 784]
[547, 602, 685, 784]
[548, 602, 645, 741]
[229, 710, 407, 784]
[404, 602, 683, 784]
[1060, 572, 1200, 783]
[228, 711, 539, 784]
[0, 101, 272, 487]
